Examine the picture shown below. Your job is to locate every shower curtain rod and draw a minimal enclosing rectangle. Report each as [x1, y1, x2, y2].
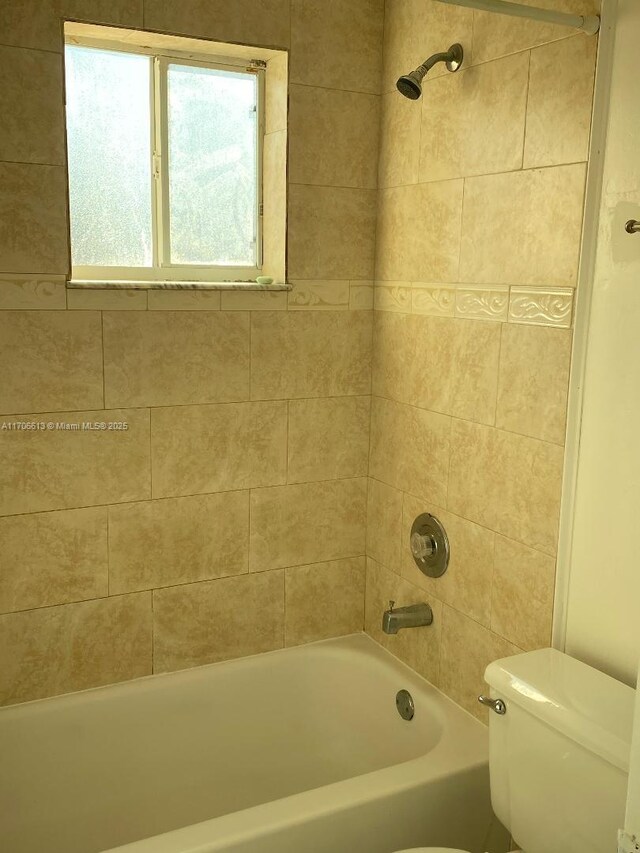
[434, 0, 600, 34]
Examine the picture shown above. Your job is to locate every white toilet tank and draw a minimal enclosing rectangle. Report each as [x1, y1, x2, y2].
[485, 648, 634, 853]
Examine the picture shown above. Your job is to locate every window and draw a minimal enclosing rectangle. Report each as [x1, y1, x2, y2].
[64, 37, 265, 283]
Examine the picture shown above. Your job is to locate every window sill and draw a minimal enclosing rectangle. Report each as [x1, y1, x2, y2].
[66, 280, 292, 292]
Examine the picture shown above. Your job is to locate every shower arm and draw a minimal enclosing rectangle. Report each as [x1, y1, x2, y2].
[434, 0, 600, 34]
[417, 50, 456, 76]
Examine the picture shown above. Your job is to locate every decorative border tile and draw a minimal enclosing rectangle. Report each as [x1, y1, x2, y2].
[148, 290, 221, 310]
[411, 284, 455, 317]
[0, 274, 67, 310]
[508, 287, 574, 328]
[373, 282, 576, 329]
[68, 288, 147, 310]
[455, 285, 510, 322]
[349, 282, 374, 310]
[374, 283, 412, 313]
[288, 280, 350, 310]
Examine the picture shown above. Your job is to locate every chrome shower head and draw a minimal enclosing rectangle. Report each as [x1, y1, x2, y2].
[396, 43, 463, 100]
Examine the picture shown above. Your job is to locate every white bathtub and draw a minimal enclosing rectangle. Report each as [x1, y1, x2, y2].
[0, 634, 507, 853]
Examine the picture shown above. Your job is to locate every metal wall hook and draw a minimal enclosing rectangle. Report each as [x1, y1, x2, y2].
[625, 219, 640, 234]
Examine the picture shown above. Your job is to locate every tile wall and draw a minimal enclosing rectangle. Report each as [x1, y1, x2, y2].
[366, 0, 598, 720]
[0, 0, 383, 705]
[0, 0, 601, 718]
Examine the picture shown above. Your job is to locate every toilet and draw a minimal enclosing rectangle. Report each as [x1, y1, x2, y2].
[393, 646, 634, 853]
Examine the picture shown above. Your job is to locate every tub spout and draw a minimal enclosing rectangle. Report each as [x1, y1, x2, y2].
[382, 600, 433, 634]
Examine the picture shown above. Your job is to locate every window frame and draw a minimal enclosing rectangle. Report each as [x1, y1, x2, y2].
[65, 36, 266, 284]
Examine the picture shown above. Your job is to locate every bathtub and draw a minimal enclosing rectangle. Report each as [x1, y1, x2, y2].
[0, 633, 507, 853]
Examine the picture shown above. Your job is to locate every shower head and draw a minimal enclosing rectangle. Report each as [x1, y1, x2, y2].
[396, 70, 423, 100]
[396, 43, 463, 100]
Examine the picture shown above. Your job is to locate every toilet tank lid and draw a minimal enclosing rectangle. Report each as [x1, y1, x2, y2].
[485, 648, 635, 772]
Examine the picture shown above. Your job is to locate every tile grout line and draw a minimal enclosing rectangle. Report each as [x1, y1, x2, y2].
[520, 49, 533, 169]
[0, 551, 367, 619]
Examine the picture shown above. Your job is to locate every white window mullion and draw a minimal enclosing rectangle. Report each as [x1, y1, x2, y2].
[152, 56, 171, 268]
[150, 56, 161, 270]
[255, 66, 265, 270]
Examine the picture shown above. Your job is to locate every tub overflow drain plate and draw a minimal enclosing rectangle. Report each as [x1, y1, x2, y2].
[396, 689, 415, 721]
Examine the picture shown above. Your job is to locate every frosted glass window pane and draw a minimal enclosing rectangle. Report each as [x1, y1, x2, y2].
[65, 46, 153, 267]
[167, 63, 258, 267]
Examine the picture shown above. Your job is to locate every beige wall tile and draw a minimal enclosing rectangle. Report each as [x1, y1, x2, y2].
[524, 35, 597, 168]
[0, 311, 103, 414]
[153, 572, 284, 673]
[288, 185, 377, 280]
[491, 535, 555, 650]
[0, 163, 68, 274]
[147, 289, 220, 310]
[365, 557, 442, 684]
[285, 557, 365, 645]
[288, 281, 350, 311]
[496, 324, 572, 444]
[291, 0, 384, 92]
[366, 478, 403, 573]
[378, 92, 421, 188]
[382, 0, 474, 94]
[419, 52, 529, 181]
[369, 396, 451, 506]
[289, 85, 380, 189]
[471, 0, 599, 65]
[0, 593, 151, 705]
[251, 310, 372, 400]
[448, 319, 501, 423]
[103, 312, 249, 408]
[0, 45, 64, 165]
[288, 396, 370, 483]
[460, 165, 587, 287]
[109, 491, 249, 594]
[372, 311, 422, 406]
[67, 288, 147, 310]
[373, 313, 500, 425]
[250, 478, 367, 571]
[376, 181, 463, 282]
[151, 402, 287, 498]
[143, 0, 290, 48]
[0, 0, 143, 51]
[401, 493, 494, 627]
[0, 275, 66, 310]
[0, 408, 150, 515]
[439, 604, 520, 721]
[448, 419, 564, 555]
[0, 507, 107, 614]
[0, 2, 63, 51]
